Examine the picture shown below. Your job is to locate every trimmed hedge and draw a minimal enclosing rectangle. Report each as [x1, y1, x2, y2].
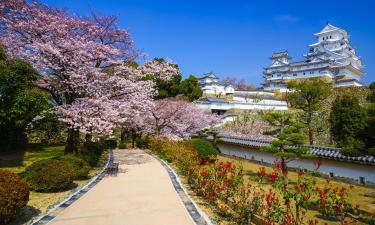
[58, 156, 91, 180]
[0, 170, 29, 224]
[186, 139, 219, 163]
[24, 159, 74, 192]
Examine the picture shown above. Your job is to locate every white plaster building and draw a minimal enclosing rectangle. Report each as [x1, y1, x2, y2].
[262, 23, 364, 92]
[198, 72, 234, 96]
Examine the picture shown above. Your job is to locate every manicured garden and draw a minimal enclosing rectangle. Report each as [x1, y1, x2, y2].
[0, 144, 108, 224]
[145, 137, 375, 225]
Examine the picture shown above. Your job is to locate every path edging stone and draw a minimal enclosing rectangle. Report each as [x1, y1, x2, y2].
[28, 150, 113, 225]
[148, 152, 213, 225]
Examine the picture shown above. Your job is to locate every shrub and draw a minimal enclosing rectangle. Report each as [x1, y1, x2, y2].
[149, 137, 199, 174]
[58, 156, 91, 180]
[104, 139, 117, 149]
[136, 136, 149, 149]
[186, 139, 219, 163]
[24, 159, 74, 192]
[0, 170, 29, 224]
[78, 141, 103, 167]
[118, 142, 127, 149]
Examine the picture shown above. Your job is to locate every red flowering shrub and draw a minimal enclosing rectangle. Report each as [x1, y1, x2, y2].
[315, 180, 356, 224]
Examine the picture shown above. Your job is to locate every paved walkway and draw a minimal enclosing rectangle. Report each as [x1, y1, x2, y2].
[49, 149, 194, 225]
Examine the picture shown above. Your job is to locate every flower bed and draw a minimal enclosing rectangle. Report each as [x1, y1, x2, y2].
[148, 137, 375, 225]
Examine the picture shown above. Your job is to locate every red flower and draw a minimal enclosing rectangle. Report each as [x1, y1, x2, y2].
[314, 158, 323, 170]
[297, 169, 305, 178]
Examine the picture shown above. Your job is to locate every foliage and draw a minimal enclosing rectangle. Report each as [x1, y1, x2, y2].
[223, 76, 256, 91]
[77, 141, 104, 167]
[287, 77, 333, 145]
[186, 139, 219, 163]
[0, 169, 29, 224]
[23, 159, 74, 192]
[222, 110, 274, 141]
[148, 137, 199, 174]
[179, 75, 203, 101]
[118, 142, 127, 149]
[135, 135, 149, 149]
[144, 98, 219, 139]
[261, 111, 311, 184]
[330, 95, 368, 156]
[315, 180, 358, 224]
[188, 161, 252, 224]
[0, 48, 50, 151]
[27, 112, 66, 145]
[57, 155, 91, 180]
[104, 139, 117, 149]
[0, 1, 177, 153]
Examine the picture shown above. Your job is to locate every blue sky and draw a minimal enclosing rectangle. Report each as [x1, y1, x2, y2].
[43, 0, 375, 86]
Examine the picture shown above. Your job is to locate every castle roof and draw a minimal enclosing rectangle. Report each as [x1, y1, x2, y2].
[198, 72, 218, 80]
[314, 23, 347, 37]
[270, 51, 291, 59]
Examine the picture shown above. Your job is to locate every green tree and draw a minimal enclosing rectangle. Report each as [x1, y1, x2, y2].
[367, 82, 375, 103]
[361, 82, 375, 155]
[179, 75, 203, 101]
[0, 48, 50, 151]
[286, 77, 333, 145]
[147, 58, 181, 99]
[261, 111, 311, 184]
[330, 95, 367, 156]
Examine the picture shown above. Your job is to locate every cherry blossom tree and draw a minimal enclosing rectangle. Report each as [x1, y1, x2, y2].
[144, 98, 220, 139]
[0, 0, 177, 153]
[223, 76, 255, 91]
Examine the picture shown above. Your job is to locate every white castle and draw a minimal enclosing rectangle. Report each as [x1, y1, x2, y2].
[262, 23, 364, 92]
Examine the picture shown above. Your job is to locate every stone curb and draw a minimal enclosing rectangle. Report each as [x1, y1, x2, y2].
[28, 150, 113, 225]
[148, 153, 214, 225]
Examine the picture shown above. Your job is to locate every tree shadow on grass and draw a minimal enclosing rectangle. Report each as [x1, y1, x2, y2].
[0, 150, 26, 168]
[9, 205, 41, 225]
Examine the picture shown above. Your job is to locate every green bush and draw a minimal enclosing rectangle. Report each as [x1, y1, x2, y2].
[136, 136, 149, 149]
[186, 139, 219, 162]
[24, 159, 74, 192]
[78, 142, 103, 167]
[0, 170, 29, 224]
[118, 142, 127, 149]
[104, 139, 117, 149]
[58, 156, 91, 180]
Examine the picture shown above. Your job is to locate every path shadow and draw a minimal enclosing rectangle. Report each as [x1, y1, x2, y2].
[114, 150, 152, 165]
[9, 205, 41, 225]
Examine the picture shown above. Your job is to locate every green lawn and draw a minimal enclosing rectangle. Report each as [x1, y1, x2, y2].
[0, 146, 65, 174]
[218, 155, 375, 225]
[1, 145, 107, 225]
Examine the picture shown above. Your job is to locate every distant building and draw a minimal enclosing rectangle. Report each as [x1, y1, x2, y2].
[198, 72, 235, 96]
[196, 72, 288, 113]
[262, 23, 364, 92]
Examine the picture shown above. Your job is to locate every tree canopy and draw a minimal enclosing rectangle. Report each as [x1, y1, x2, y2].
[286, 77, 333, 145]
[0, 48, 50, 151]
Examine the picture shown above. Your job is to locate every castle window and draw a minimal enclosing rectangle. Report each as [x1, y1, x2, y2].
[330, 35, 332, 39]
[310, 71, 314, 74]
[293, 73, 297, 76]
[303, 72, 305, 75]
[277, 74, 281, 77]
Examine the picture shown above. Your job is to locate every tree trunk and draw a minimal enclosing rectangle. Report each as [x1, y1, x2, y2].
[84, 133, 92, 147]
[308, 126, 314, 145]
[65, 129, 79, 154]
[120, 128, 126, 143]
[132, 130, 136, 148]
[281, 157, 288, 185]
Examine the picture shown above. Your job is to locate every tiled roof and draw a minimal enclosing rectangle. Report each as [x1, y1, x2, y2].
[211, 133, 375, 165]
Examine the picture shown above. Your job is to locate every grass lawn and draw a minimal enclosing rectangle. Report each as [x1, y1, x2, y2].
[0, 146, 65, 174]
[218, 155, 375, 225]
[0, 146, 107, 225]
